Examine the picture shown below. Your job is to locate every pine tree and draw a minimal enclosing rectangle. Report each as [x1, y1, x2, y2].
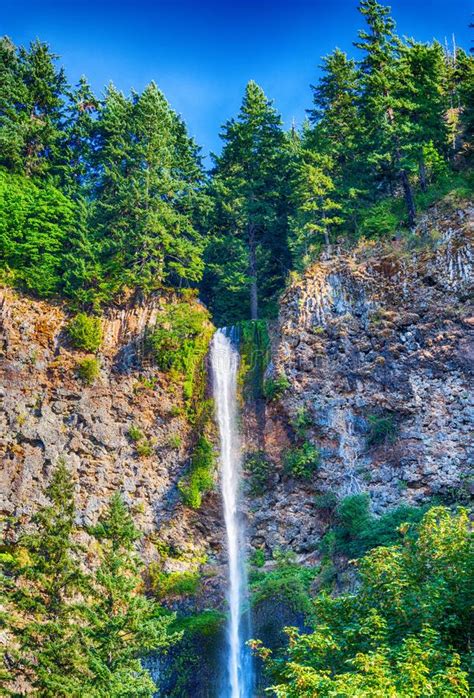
[92, 82, 204, 300]
[355, 0, 417, 226]
[0, 38, 67, 177]
[205, 81, 290, 322]
[289, 142, 343, 267]
[399, 40, 449, 190]
[2, 460, 88, 696]
[83, 494, 179, 696]
[307, 48, 365, 229]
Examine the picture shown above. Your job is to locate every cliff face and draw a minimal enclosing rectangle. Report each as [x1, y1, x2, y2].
[245, 200, 473, 557]
[0, 289, 224, 603]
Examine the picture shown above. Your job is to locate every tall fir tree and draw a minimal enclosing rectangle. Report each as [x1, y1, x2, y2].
[204, 81, 290, 322]
[0, 38, 67, 177]
[83, 494, 179, 697]
[1, 460, 88, 696]
[355, 0, 417, 225]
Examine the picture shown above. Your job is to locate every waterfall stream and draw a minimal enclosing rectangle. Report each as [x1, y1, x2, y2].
[211, 329, 253, 698]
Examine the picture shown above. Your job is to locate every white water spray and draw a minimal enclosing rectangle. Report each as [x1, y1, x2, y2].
[211, 329, 252, 698]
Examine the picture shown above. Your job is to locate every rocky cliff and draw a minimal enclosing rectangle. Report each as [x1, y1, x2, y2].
[0, 289, 225, 605]
[244, 199, 473, 558]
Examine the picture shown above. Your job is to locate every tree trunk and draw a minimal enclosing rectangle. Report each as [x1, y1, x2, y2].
[419, 156, 427, 193]
[248, 224, 258, 320]
[400, 169, 416, 228]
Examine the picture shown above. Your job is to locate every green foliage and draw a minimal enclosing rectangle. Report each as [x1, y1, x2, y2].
[243, 450, 273, 496]
[0, 169, 76, 296]
[283, 441, 320, 479]
[171, 609, 225, 638]
[263, 374, 290, 401]
[314, 491, 338, 512]
[253, 507, 473, 697]
[290, 407, 313, 439]
[128, 424, 144, 443]
[250, 549, 318, 615]
[1, 469, 180, 697]
[202, 80, 291, 323]
[76, 356, 100, 384]
[150, 567, 201, 600]
[136, 440, 154, 458]
[178, 436, 215, 509]
[67, 312, 102, 352]
[329, 493, 427, 559]
[147, 300, 213, 409]
[236, 320, 271, 399]
[84, 493, 180, 696]
[1, 459, 89, 694]
[367, 413, 397, 446]
[250, 548, 266, 568]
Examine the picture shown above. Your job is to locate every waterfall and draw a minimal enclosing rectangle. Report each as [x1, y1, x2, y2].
[211, 329, 253, 698]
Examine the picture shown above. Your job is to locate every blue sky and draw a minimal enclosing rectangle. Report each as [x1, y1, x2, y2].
[2, 0, 472, 160]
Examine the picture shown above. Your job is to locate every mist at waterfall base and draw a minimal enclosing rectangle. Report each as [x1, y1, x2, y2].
[211, 329, 253, 698]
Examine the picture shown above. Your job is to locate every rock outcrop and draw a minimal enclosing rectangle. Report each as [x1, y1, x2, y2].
[0, 289, 224, 602]
[244, 200, 474, 555]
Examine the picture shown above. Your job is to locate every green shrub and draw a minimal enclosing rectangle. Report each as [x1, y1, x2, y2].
[290, 407, 313, 438]
[367, 413, 397, 446]
[314, 491, 338, 512]
[171, 609, 225, 637]
[150, 567, 201, 600]
[283, 441, 320, 479]
[263, 374, 290, 401]
[136, 440, 153, 458]
[243, 450, 273, 496]
[250, 549, 318, 614]
[250, 549, 265, 568]
[76, 357, 100, 385]
[67, 313, 102, 352]
[146, 301, 213, 406]
[168, 433, 182, 449]
[333, 493, 426, 558]
[236, 320, 271, 399]
[128, 424, 144, 443]
[178, 437, 215, 509]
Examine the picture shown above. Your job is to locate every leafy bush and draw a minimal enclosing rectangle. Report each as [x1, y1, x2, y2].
[290, 407, 313, 438]
[252, 507, 472, 697]
[146, 300, 213, 405]
[150, 567, 201, 600]
[314, 491, 338, 512]
[243, 450, 273, 495]
[250, 549, 318, 615]
[178, 436, 215, 509]
[263, 374, 290, 401]
[67, 313, 102, 352]
[236, 319, 271, 399]
[332, 493, 426, 558]
[250, 549, 265, 568]
[128, 424, 144, 443]
[367, 413, 397, 446]
[136, 440, 153, 458]
[76, 357, 100, 384]
[283, 441, 320, 479]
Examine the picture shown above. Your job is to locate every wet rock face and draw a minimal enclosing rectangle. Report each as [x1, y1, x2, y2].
[0, 289, 224, 591]
[244, 202, 473, 554]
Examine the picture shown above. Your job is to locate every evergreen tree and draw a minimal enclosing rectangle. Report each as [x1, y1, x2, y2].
[205, 81, 290, 322]
[307, 48, 365, 230]
[0, 38, 67, 177]
[289, 136, 343, 267]
[355, 0, 417, 225]
[92, 82, 204, 300]
[2, 460, 88, 696]
[83, 494, 179, 696]
[399, 40, 449, 190]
